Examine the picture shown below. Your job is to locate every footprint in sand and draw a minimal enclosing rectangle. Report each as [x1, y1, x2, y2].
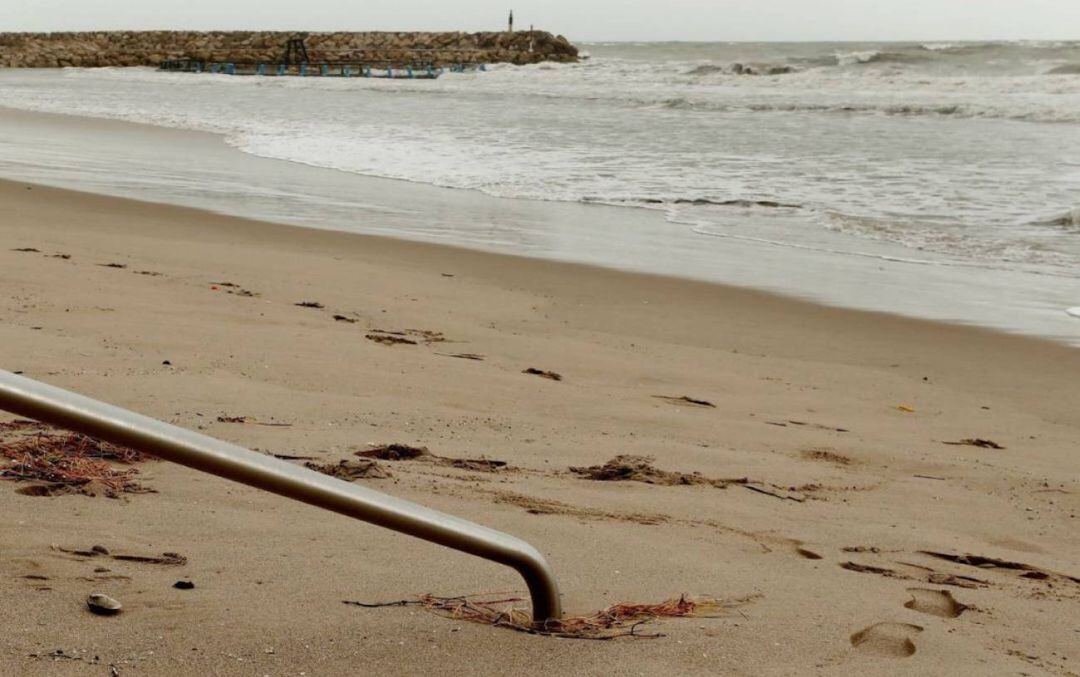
[904, 587, 967, 618]
[850, 622, 924, 658]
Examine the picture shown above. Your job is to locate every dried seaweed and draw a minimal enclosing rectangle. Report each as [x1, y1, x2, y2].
[295, 301, 325, 309]
[366, 333, 418, 346]
[357, 444, 507, 473]
[652, 395, 715, 408]
[215, 415, 292, 427]
[943, 438, 1005, 449]
[438, 353, 485, 361]
[344, 593, 729, 639]
[357, 444, 430, 461]
[367, 329, 446, 346]
[570, 455, 739, 488]
[523, 368, 562, 381]
[920, 551, 1080, 584]
[1, 425, 151, 498]
[305, 458, 392, 480]
[54, 545, 186, 566]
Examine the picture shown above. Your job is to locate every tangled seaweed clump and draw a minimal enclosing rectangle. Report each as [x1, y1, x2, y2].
[570, 455, 740, 487]
[0, 419, 152, 498]
[346, 593, 730, 640]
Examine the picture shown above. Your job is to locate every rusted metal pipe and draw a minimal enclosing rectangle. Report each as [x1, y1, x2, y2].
[0, 369, 561, 623]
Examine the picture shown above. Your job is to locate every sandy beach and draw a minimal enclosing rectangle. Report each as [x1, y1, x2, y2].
[1, 178, 1078, 675]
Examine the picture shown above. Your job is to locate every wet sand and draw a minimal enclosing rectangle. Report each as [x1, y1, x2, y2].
[1, 179, 1078, 675]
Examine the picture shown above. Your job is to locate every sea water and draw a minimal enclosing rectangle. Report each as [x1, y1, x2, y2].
[0, 41, 1077, 341]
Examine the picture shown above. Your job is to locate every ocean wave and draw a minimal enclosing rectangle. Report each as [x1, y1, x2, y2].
[685, 62, 799, 76]
[1032, 208, 1080, 231]
[584, 196, 802, 209]
[1046, 63, 1080, 75]
[653, 98, 1079, 123]
[834, 50, 929, 66]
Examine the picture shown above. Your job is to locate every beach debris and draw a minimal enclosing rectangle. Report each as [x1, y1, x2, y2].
[742, 482, 807, 502]
[787, 420, 850, 432]
[332, 314, 358, 323]
[0, 419, 46, 433]
[134, 270, 161, 276]
[11, 247, 41, 252]
[86, 593, 123, 616]
[920, 551, 1080, 584]
[841, 562, 913, 580]
[357, 444, 508, 473]
[113, 552, 187, 566]
[50, 253, 72, 259]
[796, 547, 823, 560]
[765, 420, 849, 432]
[368, 329, 447, 345]
[448, 458, 508, 472]
[55, 545, 187, 566]
[305, 458, 392, 480]
[344, 592, 732, 639]
[438, 352, 485, 361]
[652, 395, 715, 408]
[357, 443, 428, 461]
[173, 580, 195, 590]
[1, 424, 152, 498]
[270, 452, 319, 461]
[801, 448, 852, 465]
[366, 333, 418, 346]
[295, 301, 325, 309]
[925, 572, 988, 589]
[843, 559, 989, 588]
[162, 360, 172, 366]
[97, 263, 128, 269]
[215, 415, 292, 427]
[569, 455, 736, 487]
[943, 438, 1005, 449]
[523, 368, 562, 381]
[213, 281, 258, 296]
[897, 404, 916, 413]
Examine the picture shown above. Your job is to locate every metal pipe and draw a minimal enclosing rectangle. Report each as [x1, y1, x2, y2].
[0, 369, 561, 623]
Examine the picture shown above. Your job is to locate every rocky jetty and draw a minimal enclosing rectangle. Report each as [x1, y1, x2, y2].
[0, 30, 578, 68]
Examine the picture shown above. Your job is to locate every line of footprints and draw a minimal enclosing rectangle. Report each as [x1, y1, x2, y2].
[850, 588, 967, 658]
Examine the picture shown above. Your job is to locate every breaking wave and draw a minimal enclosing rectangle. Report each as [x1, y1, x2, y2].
[686, 62, 799, 76]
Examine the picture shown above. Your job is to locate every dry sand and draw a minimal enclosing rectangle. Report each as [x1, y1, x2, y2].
[1, 178, 1078, 675]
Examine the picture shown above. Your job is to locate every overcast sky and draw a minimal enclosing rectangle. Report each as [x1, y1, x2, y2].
[8, 1, 1080, 42]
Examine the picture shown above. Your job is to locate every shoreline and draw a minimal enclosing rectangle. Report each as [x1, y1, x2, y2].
[0, 100, 1077, 346]
[1, 177, 1078, 674]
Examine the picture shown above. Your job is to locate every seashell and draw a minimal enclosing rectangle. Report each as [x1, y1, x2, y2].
[87, 593, 122, 615]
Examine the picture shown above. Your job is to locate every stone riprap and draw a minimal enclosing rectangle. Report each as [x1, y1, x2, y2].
[0, 30, 578, 68]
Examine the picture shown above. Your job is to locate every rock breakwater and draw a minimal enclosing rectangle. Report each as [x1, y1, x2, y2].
[0, 30, 578, 68]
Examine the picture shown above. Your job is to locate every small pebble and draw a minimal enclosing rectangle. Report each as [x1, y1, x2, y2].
[173, 580, 195, 590]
